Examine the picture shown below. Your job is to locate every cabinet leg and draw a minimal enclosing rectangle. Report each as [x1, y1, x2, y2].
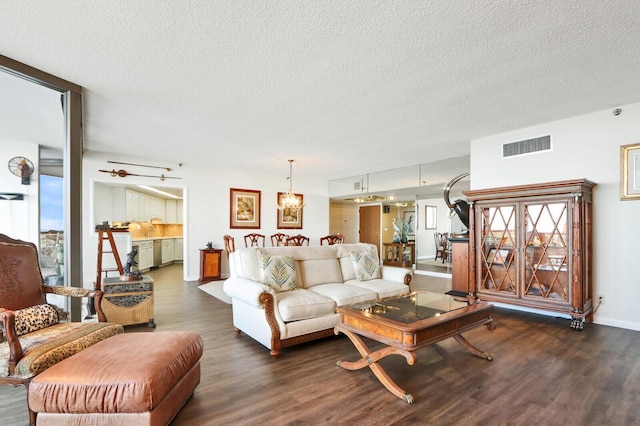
[570, 316, 584, 331]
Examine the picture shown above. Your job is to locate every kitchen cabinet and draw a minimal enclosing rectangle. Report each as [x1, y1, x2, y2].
[126, 189, 146, 222]
[136, 240, 154, 271]
[465, 179, 595, 330]
[176, 200, 183, 224]
[125, 190, 168, 222]
[174, 238, 183, 261]
[165, 199, 177, 223]
[148, 196, 165, 221]
[199, 249, 222, 282]
[161, 239, 175, 264]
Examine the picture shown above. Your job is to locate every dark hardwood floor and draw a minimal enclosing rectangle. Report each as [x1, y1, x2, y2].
[3, 264, 639, 425]
[163, 265, 639, 425]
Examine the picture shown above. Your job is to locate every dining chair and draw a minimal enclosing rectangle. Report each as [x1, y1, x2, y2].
[320, 234, 344, 245]
[285, 234, 309, 246]
[223, 235, 235, 255]
[434, 232, 449, 263]
[270, 233, 288, 247]
[244, 233, 265, 248]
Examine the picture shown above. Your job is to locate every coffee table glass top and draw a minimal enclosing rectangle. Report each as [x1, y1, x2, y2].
[349, 291, 469, 324]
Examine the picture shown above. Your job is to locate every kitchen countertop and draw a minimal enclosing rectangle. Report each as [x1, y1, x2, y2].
[132, 236, 183, 242]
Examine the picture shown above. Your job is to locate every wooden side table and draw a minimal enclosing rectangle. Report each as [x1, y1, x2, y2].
[382, 242, 415, 267]
[199, 248, 222, 282]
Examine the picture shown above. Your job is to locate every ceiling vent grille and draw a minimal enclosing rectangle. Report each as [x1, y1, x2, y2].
[353, 181, 361, 191]
[503, 135, 551, 158]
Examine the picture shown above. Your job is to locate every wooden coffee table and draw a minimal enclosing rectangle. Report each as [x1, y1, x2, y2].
[334, 291, 494, 403]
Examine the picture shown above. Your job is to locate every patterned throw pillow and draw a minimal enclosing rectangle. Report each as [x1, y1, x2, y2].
[350, 251, 381, 281]
[13, 304, 60, 336]
[257, 250, 297, 292]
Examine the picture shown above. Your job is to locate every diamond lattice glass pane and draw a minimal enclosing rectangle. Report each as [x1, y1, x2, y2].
[524, 202, 569, 301]
[480, 206, 516, 295]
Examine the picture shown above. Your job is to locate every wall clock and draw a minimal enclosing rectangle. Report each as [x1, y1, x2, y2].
[8, 156, 34, 185]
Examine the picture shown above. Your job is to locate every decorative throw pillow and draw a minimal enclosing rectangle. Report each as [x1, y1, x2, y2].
[13, 304, 59, 336]
[257, 249, 297, 292]
[350, 251, 381, 281]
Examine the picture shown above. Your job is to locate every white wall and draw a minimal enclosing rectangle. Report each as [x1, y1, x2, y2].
[0, 140, 39, 243]
[82, 152, 329, 285]
[329, 202, 358, 243]
[471, 102, 640, 331]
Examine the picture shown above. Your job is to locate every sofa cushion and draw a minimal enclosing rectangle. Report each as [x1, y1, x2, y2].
[1, 322, 124, 379]
[337, 244, 378, 281]
[235, 248, 262, 282]
[299, 258, 343, 288]
[277, 289, 336, 322]
[13, 304, 59, 337]
[310, 283, 378, 307]
[344, 278, 409, 299]
[258, 250, 297, 292]
[350, 251, 381, 281]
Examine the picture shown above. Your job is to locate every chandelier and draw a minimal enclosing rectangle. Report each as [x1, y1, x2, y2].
[277, 159, 304, 211]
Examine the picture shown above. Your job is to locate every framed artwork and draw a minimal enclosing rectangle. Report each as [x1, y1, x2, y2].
[403, 211, 415, 235]
[486, 248, 511, 265]
[230, 188, 261, 229]
[621, 143, 640, 200]
[277, 192, 303, 229]
[425, 205, 437, 230]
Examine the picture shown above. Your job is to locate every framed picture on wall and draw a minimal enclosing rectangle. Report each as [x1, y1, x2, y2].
[230, 188, 261, 229]
[425, 205, 437, 230]
[277, 192, 303, 229]
[621, 143, 640, 200]
[403, 211, 415, 235]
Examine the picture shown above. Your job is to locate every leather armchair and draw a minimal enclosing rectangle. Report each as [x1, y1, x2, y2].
[0, 234, 123, 385]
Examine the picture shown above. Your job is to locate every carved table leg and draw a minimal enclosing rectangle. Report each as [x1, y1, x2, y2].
[335, 326, 417, 404]
[452, 334, 493, 361]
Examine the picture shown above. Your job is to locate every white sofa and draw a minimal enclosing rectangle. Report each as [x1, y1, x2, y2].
[223, 243, 412, 357]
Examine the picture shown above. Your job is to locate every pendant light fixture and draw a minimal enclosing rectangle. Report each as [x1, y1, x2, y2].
[277, 159, 304, 211]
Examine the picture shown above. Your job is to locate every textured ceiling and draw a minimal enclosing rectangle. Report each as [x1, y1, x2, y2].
[1, 0, 640, 181]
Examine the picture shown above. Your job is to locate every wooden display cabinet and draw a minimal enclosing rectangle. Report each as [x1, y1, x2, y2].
[464, 179, 595, 330]
[382, 242, 415, 267]
[199, 248, 222, 282]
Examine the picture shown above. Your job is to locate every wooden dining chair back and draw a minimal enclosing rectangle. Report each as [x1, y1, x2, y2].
[244, 233, 265, 248]
[223, 235, 235, 256]
[434, 232, 449, 263]
[320, 234, 344, 245]
[286, 234, 310, 246]
[270, 233, 288, 247]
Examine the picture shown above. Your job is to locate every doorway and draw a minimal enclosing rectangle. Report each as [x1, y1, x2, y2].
[358, 205, 380, 254]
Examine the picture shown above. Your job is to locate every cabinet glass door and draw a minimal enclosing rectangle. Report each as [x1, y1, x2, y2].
[523, 201, 569, 301]
[479, 205, 517, 295]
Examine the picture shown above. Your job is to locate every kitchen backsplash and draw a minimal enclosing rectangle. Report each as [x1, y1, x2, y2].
[127, 222, 183, 239]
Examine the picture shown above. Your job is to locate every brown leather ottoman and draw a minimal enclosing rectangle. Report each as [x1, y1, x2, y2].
[28, 331, 203, 425]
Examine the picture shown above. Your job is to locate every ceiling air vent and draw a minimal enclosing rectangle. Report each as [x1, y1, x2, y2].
[353, 181, 361, 191]
[502, 135, 551, 158]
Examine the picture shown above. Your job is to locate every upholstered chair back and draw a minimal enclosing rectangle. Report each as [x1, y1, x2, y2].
[0, 234, 47, 310]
